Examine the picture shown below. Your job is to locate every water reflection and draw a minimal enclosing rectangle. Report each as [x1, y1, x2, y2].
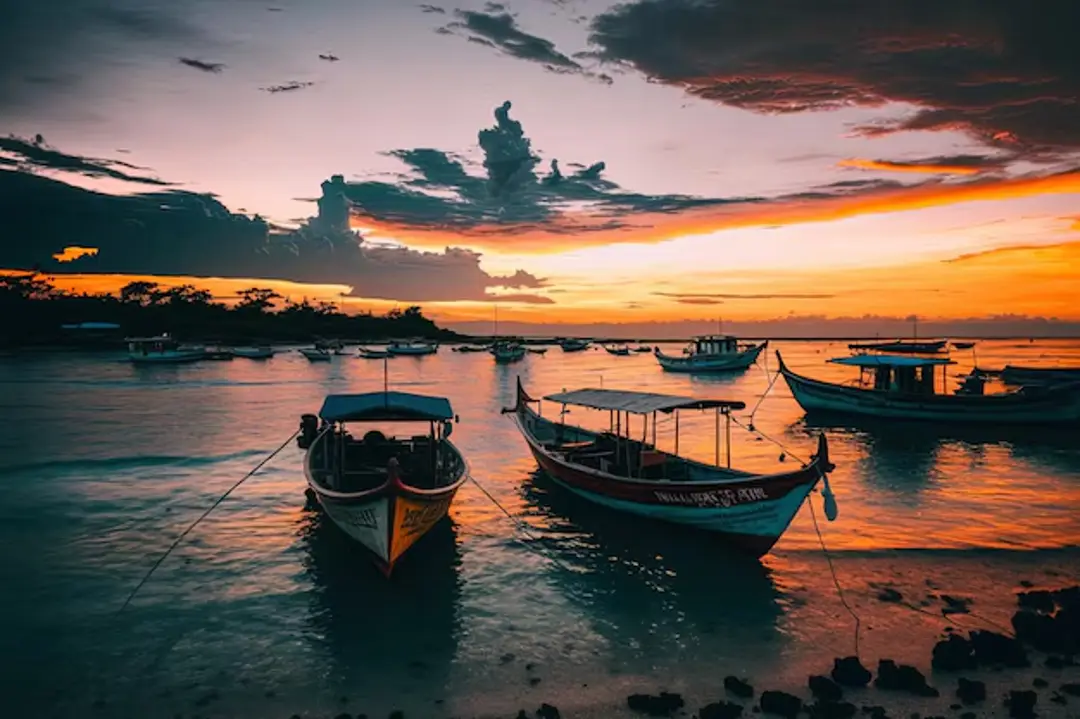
[297, 495, 462, 692]
[520, 471, 785, 661]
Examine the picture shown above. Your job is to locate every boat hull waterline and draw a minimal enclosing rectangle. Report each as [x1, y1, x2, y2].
[777, 352, 1080, 424]
[507, 382, 832, 558]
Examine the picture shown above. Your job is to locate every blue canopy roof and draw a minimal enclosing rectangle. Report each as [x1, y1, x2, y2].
[318, 392, 454, 422]
[830, 354, 955, 368]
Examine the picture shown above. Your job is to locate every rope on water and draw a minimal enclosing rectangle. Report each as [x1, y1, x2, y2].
[745, 369, 781, 428]
[467, 475, 576, 572]
[117, 429, 300, 614]
[809, 495, 862, 658]
[729, 414, 810, 466]
[896, 599, 1016, 638]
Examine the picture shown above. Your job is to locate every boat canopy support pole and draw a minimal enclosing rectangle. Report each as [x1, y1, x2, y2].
[674, 411, 680, 455]
[651, 411, 657, 447]
[725, 408, 732, 469]
[714, 408, 720, 466]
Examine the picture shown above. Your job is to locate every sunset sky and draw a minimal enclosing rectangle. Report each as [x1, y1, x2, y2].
[2, 0, 1079, 332]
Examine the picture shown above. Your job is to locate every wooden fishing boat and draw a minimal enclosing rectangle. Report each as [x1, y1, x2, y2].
[504, 378, 836, 558]
[204, 347, 235, 361]
[453, 344, 490, 353]
[559, 338, 591, 352]
[357, 347, 393, 359]
[300, 347, 333, 362]
[848, 339, 949, 354]
[998, 365, 1080, 387]
[527, 347, 548, 355]
[776, 351, 1080, 424]
[387, 340, 438, 356]
[299, 391, 468, 576]
[490, 340, 526, 364]
[605, 344, 631, 356]
[126, 335, 206, 364]
[654, 336, 767, 373]
[634, 345, 652, 353]
[951, 341, 976, 351]
[232, 346, 274, 359]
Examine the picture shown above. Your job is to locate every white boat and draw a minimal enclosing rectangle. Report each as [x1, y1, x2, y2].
[357, 347, 393, 359]
[387, 341, 438, 356]
[490, 340, 526, 364]
[298, 392, 468, 576]
[300, 347, 333, 362]
[232, 346, 274, 359]
[654, 335, 767, 373]
[126, 335, 206, 364]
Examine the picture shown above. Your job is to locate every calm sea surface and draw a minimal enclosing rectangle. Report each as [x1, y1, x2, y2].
[2, 340, 1079, 718]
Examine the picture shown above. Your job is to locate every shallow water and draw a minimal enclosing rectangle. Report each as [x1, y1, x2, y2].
[1, 340, 1078, 718]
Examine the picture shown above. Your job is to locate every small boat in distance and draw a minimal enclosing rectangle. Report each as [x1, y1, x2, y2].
[204, 347, 235, 361]
[559, 338, 591, 352]
[357, 347, 393, 359]
[604, 344, 631, 356]
[848, 339, 949, 354]
[491, 340, 526, 364]
[634, 345, 652, 353]
[504, 378, 836, 558]
[527, 347, 548, 355]
[300, 347, 333, 362]
[232, 346, 274, 359]
[998, 365, 1080, 387]
[387, 340, 438, 356]
[126, 335, 206, 364]
[453, 344, 490, 353]
[299, 391, 468, 575]
[951, 341, 977, 351]
[654, 336, 767, 373]
[776, 351, 1080, 424]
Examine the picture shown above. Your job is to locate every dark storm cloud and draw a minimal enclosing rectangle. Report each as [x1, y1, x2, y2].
[0, 135, 173, 186]
[0, 145, 550, 304]
[586, 0, 1080, 155]
[0, 0, 216, 111]
[437, 9, 612, 84]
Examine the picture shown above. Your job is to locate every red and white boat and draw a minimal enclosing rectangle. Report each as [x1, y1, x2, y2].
[504, 379, 836, 558]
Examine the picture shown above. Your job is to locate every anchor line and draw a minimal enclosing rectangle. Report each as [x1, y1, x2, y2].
[808, 494, 862, 658]
[117, 429, 300, 614]
[466, 475, 576, 573]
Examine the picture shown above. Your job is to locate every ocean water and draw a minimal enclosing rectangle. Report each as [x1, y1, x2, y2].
[1, 340, 1079, 718]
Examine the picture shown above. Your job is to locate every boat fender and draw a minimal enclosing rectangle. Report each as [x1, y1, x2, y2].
[822, 473, 838, 522]
[297, 413, 319, 450]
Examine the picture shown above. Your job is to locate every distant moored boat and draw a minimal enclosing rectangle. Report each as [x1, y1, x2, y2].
[654, 335, 766, 373]
[126, 335, 206, 364]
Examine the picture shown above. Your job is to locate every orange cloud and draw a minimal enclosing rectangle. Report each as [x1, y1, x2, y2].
[52, 246, 99, 262]
[837, 158, 984, 175]
[351, 169, 1080, 253]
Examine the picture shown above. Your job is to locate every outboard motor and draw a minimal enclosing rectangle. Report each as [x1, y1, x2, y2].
[297, 413, 319, 450]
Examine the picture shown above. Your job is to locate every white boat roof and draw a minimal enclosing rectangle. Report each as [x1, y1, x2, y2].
[831, 354, 956, 367]
[543, 388, 745, 414]
[319, 392, 454, 422]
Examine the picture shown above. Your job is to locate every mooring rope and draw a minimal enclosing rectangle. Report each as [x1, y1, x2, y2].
[808, 496, 862, 657]
[117, 429, 300, 614]
[467, 475, 577, 572]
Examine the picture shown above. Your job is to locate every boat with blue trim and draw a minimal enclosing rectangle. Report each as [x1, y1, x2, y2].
[654, 335, 767, 373]
[504, 378, 835, 558]
[777, 351, 1080, 424]
[299, 391, 468, 576]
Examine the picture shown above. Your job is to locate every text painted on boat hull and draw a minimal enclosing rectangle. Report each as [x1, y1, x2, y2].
[653, 486, 768, 507]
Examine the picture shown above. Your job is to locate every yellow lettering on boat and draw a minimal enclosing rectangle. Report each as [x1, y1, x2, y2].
[389, 495, 453, 563]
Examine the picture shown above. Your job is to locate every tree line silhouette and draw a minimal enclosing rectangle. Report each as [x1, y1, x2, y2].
[0, 273, 458, 348]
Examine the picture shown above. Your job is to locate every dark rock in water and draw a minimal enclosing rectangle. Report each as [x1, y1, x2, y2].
[970, 630, 1029, 668]
[809, 675, 844, 702]
[1062, 683, 1080, 697]
[537, 703, 561, 719]
[1017, 590, 1056, 613]
[832, 657, 873, 687]
[941, 596, 972, 615]
[700, 701, 744, 719]
[959, 713, 975, 719]
[874, 660, 939, 697]
[501, 652, 517, 664]
[1049, 692, 1066, 705]
[1033, 678, 1048, 689]
[860, 706, 887, 719]
[956, 678, 986, 705]
[948, 704, 961, 711]
[725, 676, 755, 698]
[932, 635, 976, 672]
[877, 588, 903, 603]
[516, 710, 528, 719]
[627, 692, 684, 716]
[760, 690, 802, 719]
[388, 711, 403, 719]
[530, 677, 542, 686]
[1005, 689, 1037, 719]
[806, 701, 857, 719]
[1045, 655, 1066, 669]
[1012, 608, 1080, 654]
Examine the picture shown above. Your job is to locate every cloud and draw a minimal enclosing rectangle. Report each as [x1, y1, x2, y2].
[262, 81, 315, 94]
[178, 57, 224, 73]
[586, 0, 1080, 157]
[419, 3, 445, 13]
[673, 297, 722, 305]
[339, 101, 1080, 253]
[0, 143, 549, 304]
[0, 0, 214, 111]
[654, 292, 835, 300]
[0, 135, 173, 186]
[437, 9, 613, 84]
[838, 155, 1010, 176]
